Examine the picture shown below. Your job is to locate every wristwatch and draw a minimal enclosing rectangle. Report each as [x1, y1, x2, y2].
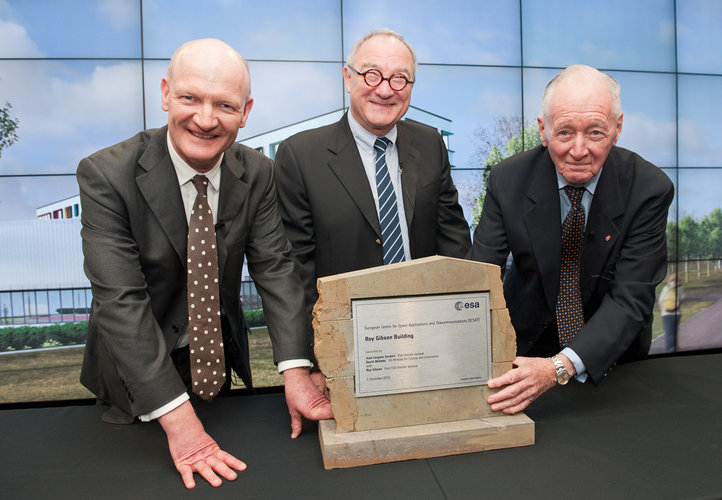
[551, 355, 570, 385]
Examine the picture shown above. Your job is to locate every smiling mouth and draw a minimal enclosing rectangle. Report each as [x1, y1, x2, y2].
[190, 131, 215, 139]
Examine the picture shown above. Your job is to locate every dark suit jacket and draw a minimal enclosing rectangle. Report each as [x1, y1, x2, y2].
[78, 126, 307, 422]
[274, 114, 471, 338]
[470, 145, 674, 383]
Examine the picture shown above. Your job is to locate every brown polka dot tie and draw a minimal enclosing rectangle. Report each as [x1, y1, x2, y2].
[556, 185, 586, 347]
[187, 175, 225, 401]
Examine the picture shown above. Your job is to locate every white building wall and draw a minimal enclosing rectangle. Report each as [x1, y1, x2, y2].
[0, 218, 88, 290]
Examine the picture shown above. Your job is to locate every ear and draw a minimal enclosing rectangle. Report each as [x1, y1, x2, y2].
[238, 97, 254, 129]
[160, 77, 170, 112]
[537, 115, 548, 147]
[343, 66, 352, 94]
[612, 112, 623, 146]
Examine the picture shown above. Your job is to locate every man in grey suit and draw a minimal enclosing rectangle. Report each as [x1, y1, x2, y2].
[78, 38, 331, 490]
[470, 65, 674, 414]
[274, 29, 470, 345]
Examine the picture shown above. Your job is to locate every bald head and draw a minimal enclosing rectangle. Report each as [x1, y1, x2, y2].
[541, 64, 620, 121]
[166, 38, 251, 100]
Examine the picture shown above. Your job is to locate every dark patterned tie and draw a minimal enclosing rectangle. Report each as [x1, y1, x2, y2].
[187, 175, 225, 401]
[556, 185, 586, 346]
[374, 137, 405, 265]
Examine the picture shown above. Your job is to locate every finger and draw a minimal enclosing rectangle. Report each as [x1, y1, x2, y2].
[487, 384, 519, 404]
[487, 367, 519, 389]
[216, 450, 247, 472]
[177, 464, 196, 489]
[207, 458, 238, 482]
[194, 460, 223, 488]
[289, 409, 302, 439]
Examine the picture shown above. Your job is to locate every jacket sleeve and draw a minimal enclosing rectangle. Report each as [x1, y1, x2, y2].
[572, 172, 674, 382]
[78, 156, 186, 417]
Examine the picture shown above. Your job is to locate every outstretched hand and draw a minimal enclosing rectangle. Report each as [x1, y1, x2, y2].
[159, 401, 246, 489]
[283, 367, 333, 438]
[486, 355, 571, 414]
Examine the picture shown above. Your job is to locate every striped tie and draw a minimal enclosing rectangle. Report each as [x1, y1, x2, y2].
[374, 137, 405, 265]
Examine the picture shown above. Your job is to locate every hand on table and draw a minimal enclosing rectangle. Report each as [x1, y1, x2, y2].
[486, 355, 572, 414]
[159, 401, 246, 489]
[283, 367, 333, 438]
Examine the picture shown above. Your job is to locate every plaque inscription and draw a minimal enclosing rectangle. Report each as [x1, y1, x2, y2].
[353, 292, 491, 397]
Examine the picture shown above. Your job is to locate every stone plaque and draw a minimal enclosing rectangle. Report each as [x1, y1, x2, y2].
[353, 292, 491, 397]
[313, 256, 534, 469]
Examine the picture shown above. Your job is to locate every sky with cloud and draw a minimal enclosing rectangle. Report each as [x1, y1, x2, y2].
[0, 0, 720, 223]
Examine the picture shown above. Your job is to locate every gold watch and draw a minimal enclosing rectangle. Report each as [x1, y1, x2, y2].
[551, 355, 570, 385]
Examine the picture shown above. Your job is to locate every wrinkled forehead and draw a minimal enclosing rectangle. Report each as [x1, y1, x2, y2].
[548, 77, 615, 120]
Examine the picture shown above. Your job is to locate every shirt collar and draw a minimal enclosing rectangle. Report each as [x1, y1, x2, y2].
[167, 132, 222, 192]
[347, 112, 398, 152]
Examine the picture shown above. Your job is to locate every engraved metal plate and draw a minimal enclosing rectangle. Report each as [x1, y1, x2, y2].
[353, 292, 491, 397]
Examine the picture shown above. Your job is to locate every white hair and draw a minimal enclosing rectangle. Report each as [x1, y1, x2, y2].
[541, 64, 621, 120]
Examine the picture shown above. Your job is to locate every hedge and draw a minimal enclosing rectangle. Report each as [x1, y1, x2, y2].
[0, 309, 267, 351]
[0, 323, 87, 351]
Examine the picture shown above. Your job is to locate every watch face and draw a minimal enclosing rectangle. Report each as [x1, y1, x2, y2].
[558, 371, 570, 385]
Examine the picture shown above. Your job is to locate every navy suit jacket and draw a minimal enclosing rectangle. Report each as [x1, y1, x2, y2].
[470, 145, 673, 383]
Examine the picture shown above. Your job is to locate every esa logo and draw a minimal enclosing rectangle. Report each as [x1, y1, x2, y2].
[454, 300, 480, 311]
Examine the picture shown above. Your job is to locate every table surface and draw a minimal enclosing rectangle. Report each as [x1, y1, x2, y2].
[1, 353, 721, 499]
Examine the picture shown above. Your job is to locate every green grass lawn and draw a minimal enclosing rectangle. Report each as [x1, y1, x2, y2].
[0, 327, 282, 404]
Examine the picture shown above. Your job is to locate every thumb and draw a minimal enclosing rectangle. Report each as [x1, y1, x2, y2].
[307, 399, 333, 420]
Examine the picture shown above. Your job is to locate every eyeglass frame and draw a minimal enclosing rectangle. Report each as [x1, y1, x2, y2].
[347, 65, 415, 91]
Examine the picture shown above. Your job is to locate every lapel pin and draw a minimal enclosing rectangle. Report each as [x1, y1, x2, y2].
[605, 235, 611, 241]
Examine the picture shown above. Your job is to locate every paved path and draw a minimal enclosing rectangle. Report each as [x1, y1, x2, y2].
[649, 294, 722, 354]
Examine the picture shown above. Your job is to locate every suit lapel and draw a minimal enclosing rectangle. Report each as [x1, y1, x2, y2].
[581, 149, 626, 302]
[216, 151, 250, 276]
[327, 117, 382, 237]
[524, 151, 563, 311]
[396, 122, 419, 227]
[135, 127, 188, 266]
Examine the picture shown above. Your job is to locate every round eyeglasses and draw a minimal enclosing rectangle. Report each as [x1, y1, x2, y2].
[348, 66, 414, 91]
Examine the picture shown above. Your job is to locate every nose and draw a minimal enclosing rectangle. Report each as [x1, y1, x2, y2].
[570, 133, 588, 159]
[374, 79, 395, 98]
[194, 102, 217, 130]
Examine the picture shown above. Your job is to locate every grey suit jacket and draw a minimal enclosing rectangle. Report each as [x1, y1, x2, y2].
[78, 126, 307, 421]
[274, 114, 471, 342]
[470, 145, 674, 383]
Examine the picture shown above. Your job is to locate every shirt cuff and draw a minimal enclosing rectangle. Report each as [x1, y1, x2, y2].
[277, 359, 313, 373]
[560, 347, 588, 383]
[138, 393, 189, 422]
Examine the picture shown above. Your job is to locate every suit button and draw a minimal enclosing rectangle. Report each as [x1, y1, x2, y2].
[375, 238, 382, 245]
[171, 325, 179, 334]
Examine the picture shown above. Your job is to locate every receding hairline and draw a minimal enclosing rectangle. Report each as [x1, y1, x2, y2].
[346, 28, 418, 78]
[165, 38, 252, 98]
[540, 64, 621, 121]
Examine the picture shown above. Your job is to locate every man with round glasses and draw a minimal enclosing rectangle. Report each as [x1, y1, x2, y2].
[274, 28, 470, 362]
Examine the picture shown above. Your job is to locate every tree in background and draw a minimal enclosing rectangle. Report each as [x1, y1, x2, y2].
[667, 208, 722, 262]
[467, 116, 541, 227]
[0, 100, 20, 158]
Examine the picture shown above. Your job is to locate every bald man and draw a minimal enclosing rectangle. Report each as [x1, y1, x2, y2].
[470, 64, 673, 414]
[78, 38, 330, 489]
